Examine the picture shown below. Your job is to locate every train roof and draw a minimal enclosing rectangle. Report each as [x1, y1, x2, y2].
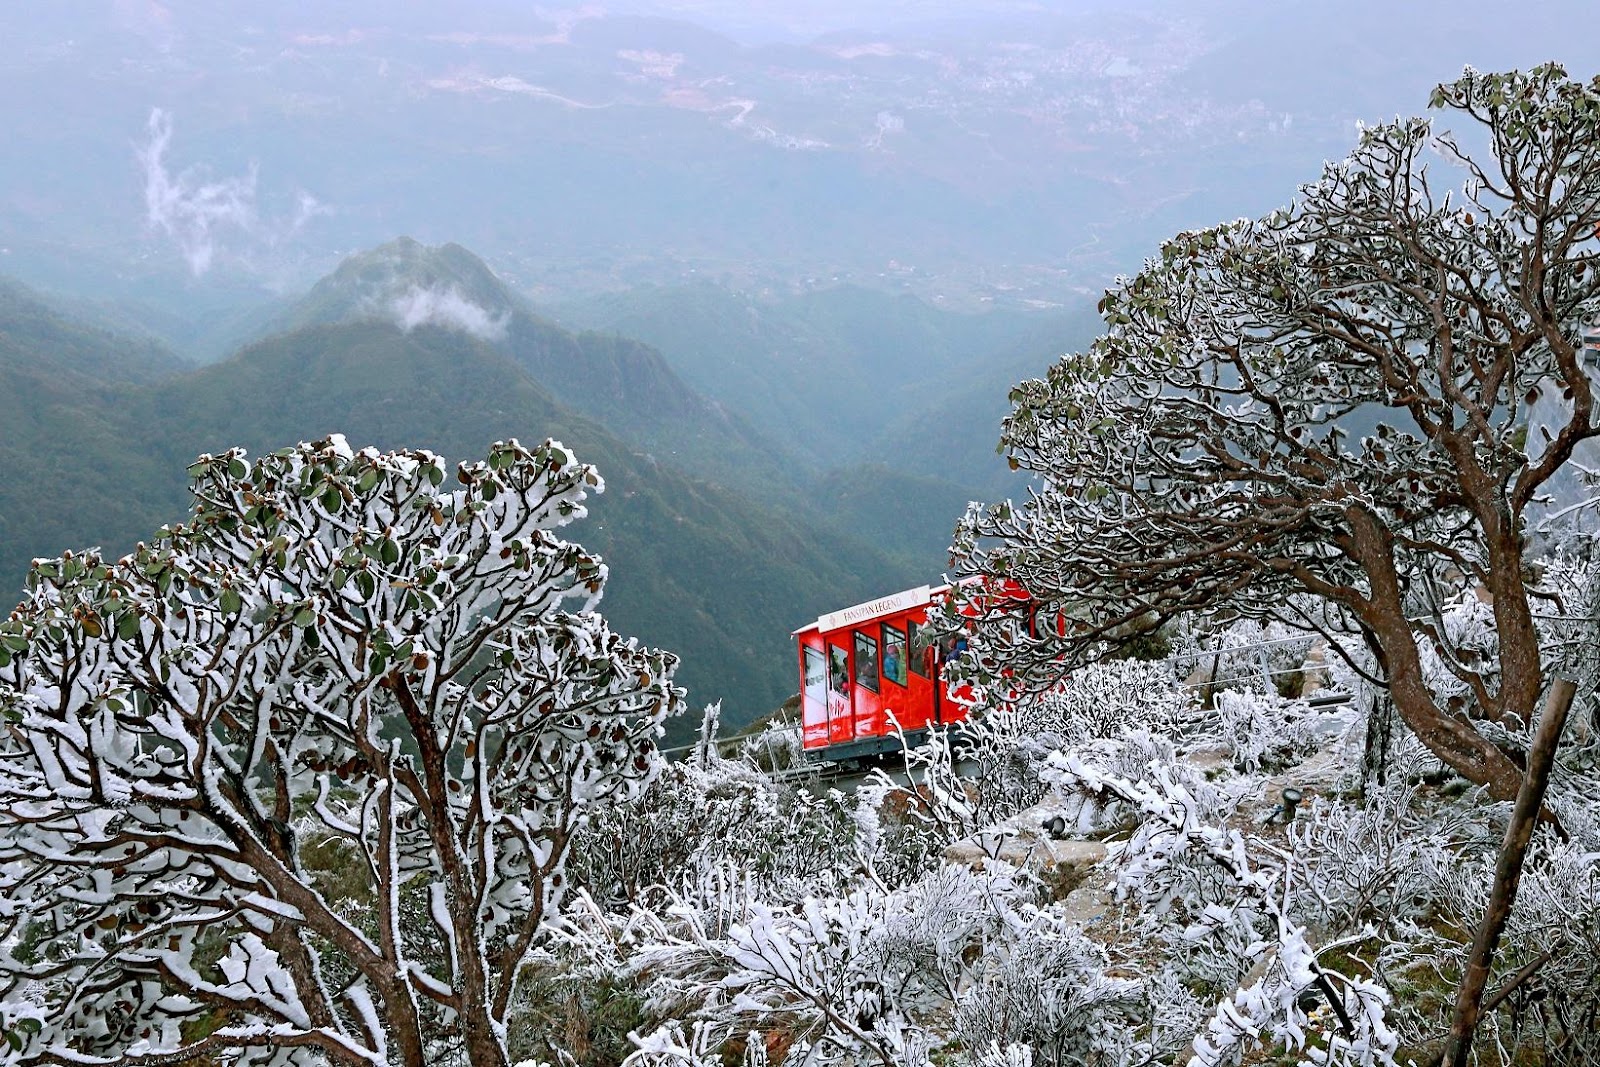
[792, 581, 953, 638]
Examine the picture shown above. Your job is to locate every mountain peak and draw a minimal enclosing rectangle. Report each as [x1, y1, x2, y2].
[286, 238, 523, 341]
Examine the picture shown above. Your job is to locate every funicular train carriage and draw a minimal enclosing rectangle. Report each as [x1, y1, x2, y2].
[793, 580, 1031, 764]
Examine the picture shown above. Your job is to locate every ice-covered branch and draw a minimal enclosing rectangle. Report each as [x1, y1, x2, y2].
[1044, 754, 1398, 1067]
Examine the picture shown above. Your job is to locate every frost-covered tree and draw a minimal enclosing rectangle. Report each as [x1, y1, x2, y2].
[954, 64, 1600, 804]
[952, 67, 1600, 1064]
[0, 436, 681, 1067]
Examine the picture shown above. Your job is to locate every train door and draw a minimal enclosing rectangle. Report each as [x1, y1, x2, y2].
[907, 616, 941, 724]
[851, 627, 881, 740]
[800, 643, 828, 749]
[826, 640, 853, 744]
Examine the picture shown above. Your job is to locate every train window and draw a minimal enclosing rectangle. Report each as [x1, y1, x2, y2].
[804, 646, 826, 703]
[854, 630, 880, 692]
[828, 644, 849, 696]
[908, 620, 934, 677]
[882, 623, 907, 687]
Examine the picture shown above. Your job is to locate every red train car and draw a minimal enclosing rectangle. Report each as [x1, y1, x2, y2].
[793, 582, 977, 763]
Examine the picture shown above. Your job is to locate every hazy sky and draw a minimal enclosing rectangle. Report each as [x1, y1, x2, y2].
[8, 0, 1600, 310]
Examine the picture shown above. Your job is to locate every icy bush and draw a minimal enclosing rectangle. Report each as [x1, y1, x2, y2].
[1212, 689, 1326, 773]
[621, 862, 1031, 1067]
[951, 907, 1142, 1067]
[738, 720, 806, 774]
[622, 1020, 726, 1067]
[1413, 834, 1600, 1066]
[0, 437, 681, 1067]
[1038, 730, 1234, 837]
[1284, 784, 1468, 940]
[871, 662, 1208, 849]
[1010, 658, 1200, 747]
[567, 742, 854, 908]
[865, 725, 997, 853]
[619, 858, 1152, 1067]
[1044, 753, 1399, 1067]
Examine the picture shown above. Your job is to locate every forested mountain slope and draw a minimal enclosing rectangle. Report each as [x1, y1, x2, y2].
[863, 304, 1105, 495]
[277, 239, 797, 497]
[0, 276, 186, 384]
[0, 277, 187, 589]
[0, 297, 918, 728]
[555, 283, 1104, 548]
[549, 282, 1048, 466]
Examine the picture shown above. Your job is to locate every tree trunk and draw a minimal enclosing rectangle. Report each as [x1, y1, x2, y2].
[1368, 617, 1527, 802]
[1438, 676, 1576, 1067]
[1347, 514, 1531, 803]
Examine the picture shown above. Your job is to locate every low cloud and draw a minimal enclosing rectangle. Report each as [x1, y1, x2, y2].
[389, 285, 509, 342]
[138, 109, 331, 275]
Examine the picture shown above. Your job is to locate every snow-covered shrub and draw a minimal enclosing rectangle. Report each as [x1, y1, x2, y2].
[541, 740, 870, 1066]
[738, 720, 806, 774]
[1487, 838, 1600, 1066]
[1211, 689, 1327, 773]
[1038, 730, 1233, 838]
[1136, 970, 1212, 1063]
[625, 862, 1033, 1067]
[965, 1044, 1035, 1067]
[1410, 834, 1600, 1066]
[568, 745, 854, 908]
[878, 662, 1206, 850]
[951, 907, 1142, 1067]
[1410, 592, 1500, 720]
[621, 1021, 739, 1067]
[869, 723, 1021, 855]
[1044, 754, 1399, 1067]
[0, 437, 681, 1067]
[849, 779, 946, 889]
[1533, 551, 1600, 780]
[619, 858, 1157, 1067]
[1285, 784, 1468, 941]
[1171, 618, 1315, 698]
[1009, 658, 1200, 747]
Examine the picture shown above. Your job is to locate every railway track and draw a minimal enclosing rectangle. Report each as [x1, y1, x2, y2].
[668, 688, 1354, 796]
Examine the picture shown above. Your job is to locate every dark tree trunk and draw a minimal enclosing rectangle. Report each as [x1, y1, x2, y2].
[1348, 514, 1532, 803]
[1438, 677, 1577, 1067]
[1361, 694, 1395, 788]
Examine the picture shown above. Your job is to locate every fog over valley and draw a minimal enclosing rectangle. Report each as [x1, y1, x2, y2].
[9, 1, 1599, 310]
[5, 0, 1600, 718]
